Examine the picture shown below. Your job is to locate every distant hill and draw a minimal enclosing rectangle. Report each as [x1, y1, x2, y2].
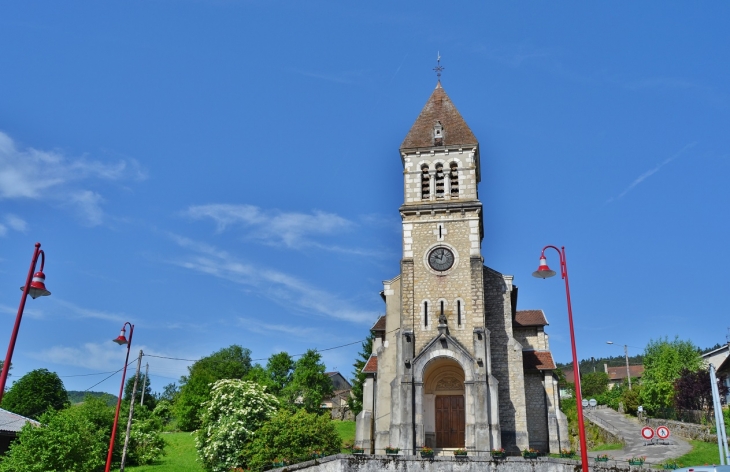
[68, 391, 118, 406]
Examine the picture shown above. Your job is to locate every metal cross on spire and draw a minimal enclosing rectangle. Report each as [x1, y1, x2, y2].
[433, 52, 444, 81]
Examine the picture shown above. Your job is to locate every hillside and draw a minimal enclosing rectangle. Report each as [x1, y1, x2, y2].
[67, 391, 118, 406]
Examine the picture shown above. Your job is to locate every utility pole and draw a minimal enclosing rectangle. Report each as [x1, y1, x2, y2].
[624, 344, 632, 390]
[140, 363, 149, 407]
[121, 350, 142, 471]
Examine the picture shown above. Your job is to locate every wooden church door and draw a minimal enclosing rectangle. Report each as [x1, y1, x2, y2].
[435, 395, 465, 447]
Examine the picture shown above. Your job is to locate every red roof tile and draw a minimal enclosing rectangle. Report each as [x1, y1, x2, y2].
[607, 365, 644, 381]
[514, 310, 548, 327]
[371, 316, 386, 332]
[362, 355, 378, 374]
[400, 83, 478, 150]
[523, 351, 556, 370]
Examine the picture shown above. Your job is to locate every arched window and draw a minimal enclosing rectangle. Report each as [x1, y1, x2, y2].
[450, 162, 459, 198]
[421, 165, 430, 200]
[435, 163, 445, 198]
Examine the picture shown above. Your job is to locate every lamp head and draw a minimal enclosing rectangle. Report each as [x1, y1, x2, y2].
[113, 327, 129, 345]
[532, 256, 556, 279]
[21, 271, 51, 299]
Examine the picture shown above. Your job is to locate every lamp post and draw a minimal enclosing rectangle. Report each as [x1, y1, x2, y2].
[606, 341, 632, 390]
[0, 242, 51, 403]
[532, 245, 588, 472]
[105, 322, 134, 472]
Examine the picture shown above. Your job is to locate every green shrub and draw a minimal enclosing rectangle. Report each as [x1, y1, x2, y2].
[0, 407, 106, 472]
[195, 379, 278, 472]
[126, 417, 167, 465]
[243, 409, 342, 471]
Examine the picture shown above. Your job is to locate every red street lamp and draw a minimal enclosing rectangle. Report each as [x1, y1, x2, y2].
[105, 322, 134, 472]
[533, 245, 588, 472]
[0, 242, 51, 403]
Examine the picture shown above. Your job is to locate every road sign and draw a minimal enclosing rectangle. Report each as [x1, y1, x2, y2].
[656, 425, 670, 439]
[641, 426, 655, 440]
[589, 399, 598, 407]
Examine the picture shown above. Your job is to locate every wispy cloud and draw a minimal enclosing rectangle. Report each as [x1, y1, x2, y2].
[54, 299, 127, 323]
[0, 131, 147, 226]
[607, 142, 697, 203]
[185, 203, 372, 255]
[237, 317, 321, 339]
[0, 303, 44, 320]
[167, 233, 377, 324]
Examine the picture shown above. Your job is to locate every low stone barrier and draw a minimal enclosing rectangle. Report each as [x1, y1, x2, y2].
[270, 454, 636, 472]
[643, 418, 713, 441]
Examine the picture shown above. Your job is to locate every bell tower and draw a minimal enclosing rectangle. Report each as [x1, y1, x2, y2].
[399, 81, 484, 352]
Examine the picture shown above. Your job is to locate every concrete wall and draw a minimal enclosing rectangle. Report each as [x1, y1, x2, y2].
[271, 454, 636, 472]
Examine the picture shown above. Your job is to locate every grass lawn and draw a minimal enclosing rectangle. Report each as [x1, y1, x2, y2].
[334, 420, 356, 452]
[125, 432, 204, 472]
[590, 442, 624, 452]
[669, 440, 725, 468]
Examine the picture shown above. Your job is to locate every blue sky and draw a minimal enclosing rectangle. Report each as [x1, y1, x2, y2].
[1, 2, 729, 395]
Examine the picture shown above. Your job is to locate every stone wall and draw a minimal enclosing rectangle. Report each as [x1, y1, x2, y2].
[643, 418, 714, 442]
[524, 371, 549, 452]
[271, 454, 634, 472]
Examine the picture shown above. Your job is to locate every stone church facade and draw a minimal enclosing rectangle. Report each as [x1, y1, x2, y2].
[355, 82, 569, 456]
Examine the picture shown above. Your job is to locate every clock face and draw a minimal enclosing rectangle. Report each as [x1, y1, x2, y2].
[428, 247, 455, 272]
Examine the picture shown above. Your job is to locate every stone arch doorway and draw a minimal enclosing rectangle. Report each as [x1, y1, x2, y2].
[423, 358, 465, 448]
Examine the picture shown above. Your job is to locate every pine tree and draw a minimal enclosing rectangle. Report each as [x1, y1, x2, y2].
[348, 332, 374, 417]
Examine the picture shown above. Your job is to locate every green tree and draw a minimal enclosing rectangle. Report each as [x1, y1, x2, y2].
[175, 345, 252, 431]
[158, 382, 179, 403]
[1, 368, 69, 419]
[195, 379, 278, 472]
[266, 352, 295, 397]
[124, 373, 156, 410]
[348, 332, 374, 417]
[0, 404, 107, 472]
[243, 408, 342, 471]
[283, 350, 333, 413]
[640, 336, 702, 414]
[581, 371, 609, 398]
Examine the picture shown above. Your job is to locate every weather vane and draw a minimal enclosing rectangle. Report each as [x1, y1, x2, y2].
[433, 52, 444, 81]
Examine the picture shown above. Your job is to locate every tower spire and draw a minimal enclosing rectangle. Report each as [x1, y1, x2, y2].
[433, 52, 444, 82]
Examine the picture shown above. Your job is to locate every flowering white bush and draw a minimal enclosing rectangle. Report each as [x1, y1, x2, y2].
[195, 379, 278, 472]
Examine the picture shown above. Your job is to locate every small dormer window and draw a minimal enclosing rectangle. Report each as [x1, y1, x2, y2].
[433, 121, 444, 146]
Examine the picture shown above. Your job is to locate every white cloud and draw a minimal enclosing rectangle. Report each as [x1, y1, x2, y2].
[0, 303, 44, 320]
[607, 142, 697, 203]
[168, 234, 377, 324]
[5, 214, 27, 232]
[53, 299, 126, 323]
[31, 343, 192, 381]
[185, 203, 357, 251]
[0, 131, 146, 226]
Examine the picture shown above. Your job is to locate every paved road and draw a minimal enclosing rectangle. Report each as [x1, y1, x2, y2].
[583, 408, 692, 465]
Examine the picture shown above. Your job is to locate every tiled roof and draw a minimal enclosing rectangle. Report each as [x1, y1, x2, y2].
[362, 355, 378, 374]
[400, 83, 478, 150]
[607, 365, 644, 381]
[371, 316, 386, 332]
[0, 408, 40, 434]
[514, 310, 549, 327]
[523, 351, 556, 370]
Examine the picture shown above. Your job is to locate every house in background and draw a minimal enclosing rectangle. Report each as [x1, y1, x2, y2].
[605, 364, 644, 389]
[321, 372, 353, 420]
[0, 408, 40, 454]
[702, 343, 730, 404]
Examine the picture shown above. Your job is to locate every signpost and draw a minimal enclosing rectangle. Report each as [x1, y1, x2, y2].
[656, 425, 670, 444]
[641, 426, 655, 445]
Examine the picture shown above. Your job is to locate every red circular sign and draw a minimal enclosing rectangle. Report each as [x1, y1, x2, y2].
[641, 426, 655, 440]
[656, 426, 670, 439]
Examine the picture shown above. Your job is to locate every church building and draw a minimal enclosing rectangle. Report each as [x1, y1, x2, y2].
[355, 81, 569, 456]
